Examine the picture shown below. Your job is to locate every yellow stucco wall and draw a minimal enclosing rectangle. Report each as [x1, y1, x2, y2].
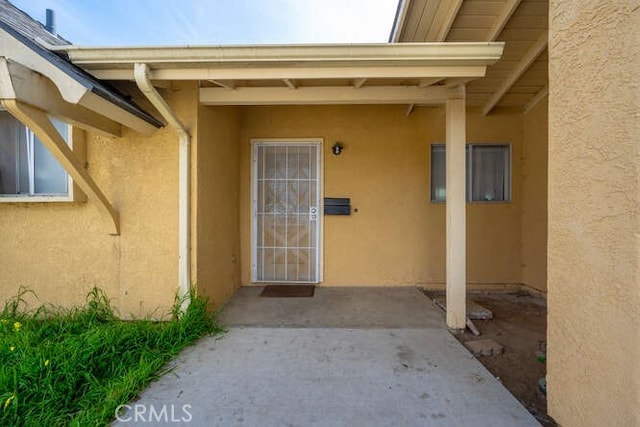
[0, 82, 198, 318]
[238, 105, 525, 288]
[521, 100, 548, 293]
[0, 87, 550, 314]
[548, 1, 640, 425]
[195, 106, 242, 307]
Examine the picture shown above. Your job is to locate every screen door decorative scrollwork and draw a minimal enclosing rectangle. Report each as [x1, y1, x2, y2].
[252, 141, 321, 283]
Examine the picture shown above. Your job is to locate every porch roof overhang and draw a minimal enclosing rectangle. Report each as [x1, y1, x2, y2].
[55, 43, 504, 106]
[389, 0, 549, 115]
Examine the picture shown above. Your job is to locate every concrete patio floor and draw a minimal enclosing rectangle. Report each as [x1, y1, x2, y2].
[115, 287, 540, 426]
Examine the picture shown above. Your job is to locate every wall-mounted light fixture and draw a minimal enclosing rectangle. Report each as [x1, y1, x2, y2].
[332, 142, 344, 155]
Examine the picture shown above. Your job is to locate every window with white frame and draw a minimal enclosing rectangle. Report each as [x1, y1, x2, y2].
[430, 143, 511, 203]
[0, 111, 69, 197]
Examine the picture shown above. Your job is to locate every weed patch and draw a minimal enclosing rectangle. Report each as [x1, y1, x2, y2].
[0, 288, 221, 426]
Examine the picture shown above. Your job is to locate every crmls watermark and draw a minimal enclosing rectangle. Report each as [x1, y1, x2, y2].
[115, 403, 193, 423]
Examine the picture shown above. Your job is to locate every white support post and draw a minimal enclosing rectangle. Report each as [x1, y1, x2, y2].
[445, 95, 466, 330]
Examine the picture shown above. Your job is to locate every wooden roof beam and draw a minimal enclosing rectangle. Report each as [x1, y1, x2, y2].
[208, 79, 235, 90]
[94, 65, 493, 81]
[200, 85, 464, 106]
[429, 0, 464, 41]
[486, 0, 523, 41]
[482, 32, 547, 115]
[523, 85, 548, 114]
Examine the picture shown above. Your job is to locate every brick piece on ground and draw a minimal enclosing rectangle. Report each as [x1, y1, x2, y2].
[465, 339, 504, 356]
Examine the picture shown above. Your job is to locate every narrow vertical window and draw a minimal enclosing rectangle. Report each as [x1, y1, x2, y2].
[430, 144, 446, 202]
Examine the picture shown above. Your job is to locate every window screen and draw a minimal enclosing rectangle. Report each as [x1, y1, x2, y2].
[469, 145, 510, 202]
[430, 143, 511, 203]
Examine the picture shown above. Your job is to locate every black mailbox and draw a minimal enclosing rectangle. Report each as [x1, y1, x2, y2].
[324, 198, 351, 215]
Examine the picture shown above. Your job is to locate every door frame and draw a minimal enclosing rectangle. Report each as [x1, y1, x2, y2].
[250, 138, 324, 283]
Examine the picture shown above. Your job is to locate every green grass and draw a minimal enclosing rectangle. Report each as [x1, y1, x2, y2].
[0, 288, 221, 426]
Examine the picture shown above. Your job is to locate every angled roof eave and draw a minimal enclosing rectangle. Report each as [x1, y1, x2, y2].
[0, 20, 162, 134]
[389, 0, 411, 42]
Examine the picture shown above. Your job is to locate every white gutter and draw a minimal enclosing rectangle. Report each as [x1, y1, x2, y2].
[134, 63, 191, 314]
[58, 43, 505, 66]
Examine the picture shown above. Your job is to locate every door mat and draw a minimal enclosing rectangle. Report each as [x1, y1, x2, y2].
[260, 285, 315, 298]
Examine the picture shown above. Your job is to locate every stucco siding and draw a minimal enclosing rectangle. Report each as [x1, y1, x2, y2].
[239, 105, 524, 288]
[195, 106, 242, 308]
[0, 82, 198, 318]
[548, 1, 640, 425]
[521, 99, 548, 293]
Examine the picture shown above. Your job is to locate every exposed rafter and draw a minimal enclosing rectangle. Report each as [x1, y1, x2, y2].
[405, 104, 415, 116]
[429, 0, 464, 41]
[150, 80, 171, 90]
[523, 85, 548, 114]
[200, 85, 464, 106]
[444, 77, 474, 88]
[390, 1, 548, 113]
[208, 79, 235, 90]
[486, 0, 523, 41]
[353, 78, 367, 89]
[2, 100, 120, 235]
[418, 78, 443, 88]
[482, 32, 548, 115]
[283, 79, 297, 89]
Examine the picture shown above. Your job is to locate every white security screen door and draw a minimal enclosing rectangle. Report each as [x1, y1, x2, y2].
[252, 141, 322, 283]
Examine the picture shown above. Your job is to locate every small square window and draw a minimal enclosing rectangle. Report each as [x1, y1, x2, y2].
[0, 111, 70, 198]
[430, 143, 511, 203]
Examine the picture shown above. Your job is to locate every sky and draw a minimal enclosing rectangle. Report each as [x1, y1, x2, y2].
[10, 0, 399, 46]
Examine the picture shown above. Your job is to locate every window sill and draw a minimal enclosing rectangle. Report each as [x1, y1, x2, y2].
[430, 200, 512, 205]
[468, 200, 512, 205]
[0, 195, 76, 203]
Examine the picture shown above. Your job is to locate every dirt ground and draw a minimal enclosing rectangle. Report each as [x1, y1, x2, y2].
[424, 291, 557, 426]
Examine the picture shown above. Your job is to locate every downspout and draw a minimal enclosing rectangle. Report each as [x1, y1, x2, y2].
[134, 63, 191, 314]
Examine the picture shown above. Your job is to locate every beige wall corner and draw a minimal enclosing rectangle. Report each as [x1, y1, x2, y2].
[0, 82, 199, 318]
[548, 1, 640, 425]
[195, 106, 242, 308]
[521, 99, 548, 293]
